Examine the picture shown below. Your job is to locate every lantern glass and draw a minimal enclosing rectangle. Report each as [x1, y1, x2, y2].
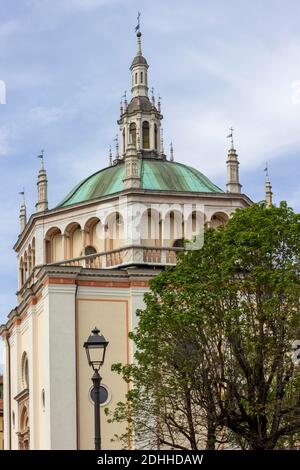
[84, 327, 108, 371]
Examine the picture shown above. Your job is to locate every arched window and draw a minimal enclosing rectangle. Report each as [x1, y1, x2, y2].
[41, 389, 46, 411]
[31, 238, 35, 268]
[122, 128, 125, 154]
[129, 123, 136, 147]
[28, 246, 32, 275]
[142, 121, 150, 149]
[19, 257, 25, 286]
[21, 352, 29, 390]
[135, 72, 137, 84]
[23, 252, 28, 281]
[210, 212, 229, 229]
[84, 245, 97, 256]
[105, 212, 124, 251]
[154, 124, 158, 149]
[45, 227, 63, 263]
[140, 71, 143, 83]
[64, 223, 82, 258]
[84, 217, 104, 253]
[19, 405, 30, 450]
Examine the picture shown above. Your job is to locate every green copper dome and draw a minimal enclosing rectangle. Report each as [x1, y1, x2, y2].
[58, 159, 223, 208]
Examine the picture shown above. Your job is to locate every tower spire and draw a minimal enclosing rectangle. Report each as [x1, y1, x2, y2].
[36, 150, 48, 212]
[226, 128, 242, 193]
[264, 163, 273, 207]
[130, 13, 149, 98]
[118, 21, 163, 161]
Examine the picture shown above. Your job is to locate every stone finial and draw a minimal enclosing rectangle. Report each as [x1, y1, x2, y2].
[170, 142, 174, 162]
[36, 151, 48, 212]
[158, 95, 161, 113]
[226, 130, 241, 194]
[264, 164, 273, 207]
[19, 191, 27, 233]
[114, 134, 120, 159]
[160, 127, 164, 157]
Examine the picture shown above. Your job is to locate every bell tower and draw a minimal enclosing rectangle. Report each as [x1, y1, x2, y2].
[118, 20, 164, 160]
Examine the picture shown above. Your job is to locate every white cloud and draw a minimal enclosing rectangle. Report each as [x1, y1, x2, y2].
[28, 0, 128, 12]
[287, 188, 300, 210]
[159, 34, 300, 179]
[28, 105, 75, 125]
[63, 0, 117, 9]
[0, 20, 20, 36]
[0, 127, 12, 157]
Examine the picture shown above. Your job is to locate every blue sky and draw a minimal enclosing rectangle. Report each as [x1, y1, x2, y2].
[0, 0, 300, 334]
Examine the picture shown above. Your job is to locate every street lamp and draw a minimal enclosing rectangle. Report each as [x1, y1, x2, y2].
[84, 327, 109, 450]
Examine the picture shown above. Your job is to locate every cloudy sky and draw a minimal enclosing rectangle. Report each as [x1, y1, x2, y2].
[0, 0, 300, 337]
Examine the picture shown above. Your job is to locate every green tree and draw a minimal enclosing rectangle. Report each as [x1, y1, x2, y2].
[110, 202, 300, 450]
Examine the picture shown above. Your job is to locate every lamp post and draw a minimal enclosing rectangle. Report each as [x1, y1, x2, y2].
[84, 327, 109, 450]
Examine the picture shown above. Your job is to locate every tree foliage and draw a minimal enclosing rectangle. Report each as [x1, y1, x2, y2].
[110, 202, 300, 450]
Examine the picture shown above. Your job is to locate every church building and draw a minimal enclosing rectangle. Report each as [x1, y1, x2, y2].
[0, 27, 266, 450]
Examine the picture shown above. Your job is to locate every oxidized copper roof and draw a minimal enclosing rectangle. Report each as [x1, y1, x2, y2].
[57, 159, 223, 208]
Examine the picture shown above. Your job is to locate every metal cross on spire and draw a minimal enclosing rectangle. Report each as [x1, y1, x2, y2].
[37, 149, 44, 168]
[158, 94, 162, 112]
[151, 87, 155, 105]
[18, 188, 26, 205]
[135, 11, 141, 32]
[264, 162, 269, 177]
[227, 127, 234, 149]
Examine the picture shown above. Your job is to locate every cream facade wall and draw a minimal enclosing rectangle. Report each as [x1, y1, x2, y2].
[2, 268, 153, 450]
[77, 294, 128, 449]
[6, 318, 30, 449]
[36, 302, 47, 448]
[75, 282, 149, 449]
[45, 283, 77, 449]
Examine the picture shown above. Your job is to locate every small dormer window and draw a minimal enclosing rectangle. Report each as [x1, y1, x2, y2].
[154, 124, 158, 149]
[130, 122, 137, 147]
[142, 121, 150, 149]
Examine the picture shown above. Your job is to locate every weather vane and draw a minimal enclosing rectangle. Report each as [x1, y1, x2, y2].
[135, 12, 141, 32]
[227, 127, 234, 149]
[37, 149, 44, 167]
[18, 188, 26, 204]
[264, 162, 269, 176]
